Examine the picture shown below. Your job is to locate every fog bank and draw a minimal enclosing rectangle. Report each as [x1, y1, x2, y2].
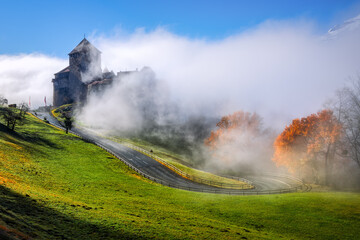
[1, 18, 359, 126]
[91, 18, 360, 129]
[0, 54, 66, 107]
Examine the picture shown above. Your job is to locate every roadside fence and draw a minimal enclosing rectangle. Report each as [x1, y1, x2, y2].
[31, 112, 308, 195]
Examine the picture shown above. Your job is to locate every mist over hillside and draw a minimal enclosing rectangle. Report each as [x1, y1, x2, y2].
[1, 15, 360, 172]
[2, 15, 360, 128]
[91, 16, 360, 130]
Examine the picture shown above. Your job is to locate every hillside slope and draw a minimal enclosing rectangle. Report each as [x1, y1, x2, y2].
[0, 114, 359, 239]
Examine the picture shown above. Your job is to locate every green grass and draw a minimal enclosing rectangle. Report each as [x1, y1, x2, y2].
[0, 114, 359, 239]
[51, 103, 74, 123]
[52, 103, 251, 189]
[110, 137, 252, 189]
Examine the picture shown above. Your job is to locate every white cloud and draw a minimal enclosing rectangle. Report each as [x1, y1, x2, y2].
[1, 17, 360, 130]
[90, 19, 360, 129]
[0, 54, 66, 108]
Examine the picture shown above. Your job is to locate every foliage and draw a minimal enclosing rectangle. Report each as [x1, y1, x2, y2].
[204, 111, 274, 173]
[273, 110, 342, 184]
[0, 114, 359, 239]
[18, 102, 29, 118]
[0, 107, 22, 130]
[205, 111, 262, 149]
[0, 103, 29, 131]
[64, 116, 72, 134]
[51, 103, 74, 122]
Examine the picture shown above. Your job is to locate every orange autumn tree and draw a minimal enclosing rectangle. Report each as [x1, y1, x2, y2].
[204, 111, 274, 173]
[205, 111, 262, 150]
[273, 109, 342, 184]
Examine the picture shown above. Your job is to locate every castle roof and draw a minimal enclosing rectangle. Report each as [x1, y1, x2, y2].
[69, 38, 101, 55]
[55, 66, 70, 75]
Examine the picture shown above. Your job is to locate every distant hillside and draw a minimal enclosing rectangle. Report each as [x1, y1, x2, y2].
[0, 114, 359, 239]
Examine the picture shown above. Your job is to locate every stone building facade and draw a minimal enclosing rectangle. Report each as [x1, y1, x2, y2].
[52, 38, 133, 107]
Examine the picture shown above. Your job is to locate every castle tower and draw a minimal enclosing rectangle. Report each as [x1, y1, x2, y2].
[52, 38, 102, 107]
[68, 38, 102, 80]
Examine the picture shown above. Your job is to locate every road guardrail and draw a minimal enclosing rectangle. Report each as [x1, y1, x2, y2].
[31, 111, 308, 195]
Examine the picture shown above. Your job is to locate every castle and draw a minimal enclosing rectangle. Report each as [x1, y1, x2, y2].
[52, 38, 136, 107]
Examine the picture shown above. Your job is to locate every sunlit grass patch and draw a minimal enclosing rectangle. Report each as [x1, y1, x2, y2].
[0, 114, 359, 239]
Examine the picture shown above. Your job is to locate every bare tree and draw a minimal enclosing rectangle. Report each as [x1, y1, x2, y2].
[18, 102, 29, 119]
[0, 107, 22, 130]
[334, 77, 360, 168]
[0, 95, 8, 106]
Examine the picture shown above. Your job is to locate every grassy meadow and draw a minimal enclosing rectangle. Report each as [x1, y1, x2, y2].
[109, 137, 252, 189]
[0, 113, 359, 239]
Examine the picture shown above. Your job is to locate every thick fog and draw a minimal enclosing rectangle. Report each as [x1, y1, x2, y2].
[202, 111, 277, 174]
[77, 18, 360, 173]
[1, 17, 360, 174]
[91, 18, 360, 129]
[78, 67, 174, 132]
[0, 54, 66, 107]
[1, 18, 359, 125]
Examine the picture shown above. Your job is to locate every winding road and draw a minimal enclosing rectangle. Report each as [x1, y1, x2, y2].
[34, 111, 305, 195]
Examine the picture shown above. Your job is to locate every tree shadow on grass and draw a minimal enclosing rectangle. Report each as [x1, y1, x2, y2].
[0, 122, 62, 150]
[0, 185, 140, 240]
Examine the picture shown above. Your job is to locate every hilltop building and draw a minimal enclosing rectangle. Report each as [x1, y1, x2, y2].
[52, 38, 137, 107]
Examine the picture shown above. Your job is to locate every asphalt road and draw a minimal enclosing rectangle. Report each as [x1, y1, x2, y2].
[34, 111, 304, 194]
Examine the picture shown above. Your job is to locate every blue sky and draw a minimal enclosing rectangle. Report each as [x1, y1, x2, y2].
[1, 0, 360, 58]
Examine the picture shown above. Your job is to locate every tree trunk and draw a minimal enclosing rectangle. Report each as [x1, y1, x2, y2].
[11, 120, 16, 130]
[324, 144, 331, 186]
